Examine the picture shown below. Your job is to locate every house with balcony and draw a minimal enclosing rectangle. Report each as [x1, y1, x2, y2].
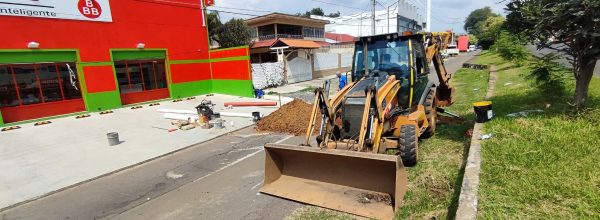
[245, 13, 330, 84]
[246, 13, 329, 63]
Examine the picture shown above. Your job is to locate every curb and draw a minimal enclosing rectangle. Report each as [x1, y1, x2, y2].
[455, 65, 497, 219]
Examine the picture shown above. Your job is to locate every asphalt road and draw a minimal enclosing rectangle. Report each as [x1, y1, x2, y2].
[430, 51, 479, 84]
[526, 44, 600, 77]
[0, 127, 305, 220]
[0, 53, 477, 220]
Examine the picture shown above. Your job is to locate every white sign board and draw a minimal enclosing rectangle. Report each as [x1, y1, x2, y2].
[0, 0, 112, 22]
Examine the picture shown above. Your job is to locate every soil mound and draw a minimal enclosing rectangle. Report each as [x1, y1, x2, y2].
[256, 99, 320, 136]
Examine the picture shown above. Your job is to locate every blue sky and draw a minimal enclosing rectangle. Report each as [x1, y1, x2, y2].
[210, 0, 506, 33]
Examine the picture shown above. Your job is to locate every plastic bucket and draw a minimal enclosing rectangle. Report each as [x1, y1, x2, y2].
[107, 132, 120, 146]
[252, 112, 261, 122]
[473, 101, 493, 123]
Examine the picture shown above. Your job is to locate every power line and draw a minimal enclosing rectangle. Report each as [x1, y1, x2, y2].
[208, 5, 275, 13]
[207, 9, 263, 17]
[311, 0, 368, 12]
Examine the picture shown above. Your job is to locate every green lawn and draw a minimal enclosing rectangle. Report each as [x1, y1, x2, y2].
[289, 68, 490, 220]
[475, 52, 600, 218]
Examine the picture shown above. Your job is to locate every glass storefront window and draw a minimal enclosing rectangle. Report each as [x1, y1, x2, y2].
[38, 64, 63, 102]
[13, 65, 42, 105]
[114, 59, 168, 94]
[0, 66, 19, 107]
[0, 63, 82, 108]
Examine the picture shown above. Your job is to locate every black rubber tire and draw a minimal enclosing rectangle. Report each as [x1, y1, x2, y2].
[399, 124, 418, 167]
[421, 88, 437, 138]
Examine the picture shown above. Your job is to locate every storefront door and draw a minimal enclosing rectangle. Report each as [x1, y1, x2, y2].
[114, 59, 169, 105]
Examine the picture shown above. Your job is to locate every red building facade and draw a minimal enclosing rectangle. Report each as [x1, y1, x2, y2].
[0, 0, 252, 125]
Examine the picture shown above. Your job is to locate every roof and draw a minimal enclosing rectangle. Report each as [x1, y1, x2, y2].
[245, 13, 329, 27]
[325, 33, 355, 43]
[250, 39, 277, 49]
[274, 38, 321, 49]
[251, 38, 322, 49]
[314, 41, 331, 47]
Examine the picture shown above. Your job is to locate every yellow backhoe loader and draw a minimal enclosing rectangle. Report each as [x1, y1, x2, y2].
[260, 31, 455, 219]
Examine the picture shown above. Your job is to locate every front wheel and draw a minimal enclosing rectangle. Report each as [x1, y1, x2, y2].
[399, 124, 418, 167]
[421, 88, 437, 138]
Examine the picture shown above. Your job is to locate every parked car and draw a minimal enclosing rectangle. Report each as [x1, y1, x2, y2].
[468, 45, 476, 52]
[446, 45, 459, 56]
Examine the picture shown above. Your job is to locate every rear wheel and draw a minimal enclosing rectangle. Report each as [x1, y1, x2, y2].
[399, 124, 418, 167]
[421, 88, 437, 138]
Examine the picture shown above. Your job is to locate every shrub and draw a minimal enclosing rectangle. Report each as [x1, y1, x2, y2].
[526, 53, 569, 94]
[492, 31, 528, 66]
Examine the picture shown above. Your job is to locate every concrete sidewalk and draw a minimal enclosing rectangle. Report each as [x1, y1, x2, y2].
[0, 94, 288, 209]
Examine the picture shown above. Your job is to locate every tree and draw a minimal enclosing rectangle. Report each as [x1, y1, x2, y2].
[310, 7, 325, 16]
[492, 31, 528, 66]
[464, 7, 499, 34]
[327, 11, 341, 18]
[219, 18, 252, 48]
[297, 8, 339, 18]
[477, 15, 506, 49]
[469, 34, 479, 45]
[505, 0, 600, 107]
[206, 11, 223, 44]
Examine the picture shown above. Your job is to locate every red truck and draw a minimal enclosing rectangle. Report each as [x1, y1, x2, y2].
[457, 35, 469, 52]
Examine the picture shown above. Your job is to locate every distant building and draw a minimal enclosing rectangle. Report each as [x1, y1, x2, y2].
[311, 0, 424, 37]
[245, 13, 329, 63]
[244, 13, 353, 84]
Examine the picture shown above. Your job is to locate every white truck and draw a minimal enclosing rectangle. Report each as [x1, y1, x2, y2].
[446, 44, 459, 56]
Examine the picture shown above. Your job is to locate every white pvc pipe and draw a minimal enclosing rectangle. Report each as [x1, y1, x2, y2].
[161, 111, 258, 119]
[262, 95, 294, 103]
[163, 113, 197, 121]
[157, 109, 196, 114]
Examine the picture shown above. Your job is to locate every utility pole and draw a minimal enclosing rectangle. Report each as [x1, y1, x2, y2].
[372, 0, 376, 35]
[387, 5, 390, 34]
[426, 0, 431, 31]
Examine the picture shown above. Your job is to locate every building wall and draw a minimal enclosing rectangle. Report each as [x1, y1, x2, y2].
[312, 48, 354, 78]
[209, 46, 253, 97]
[0, 0, 253, 126]
[312, 1, 424, 37]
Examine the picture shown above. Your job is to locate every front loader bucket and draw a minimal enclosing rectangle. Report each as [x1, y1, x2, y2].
[260, 144, 407, 220]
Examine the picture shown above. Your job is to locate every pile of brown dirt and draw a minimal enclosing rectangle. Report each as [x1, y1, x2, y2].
[256, 99, 321, 136]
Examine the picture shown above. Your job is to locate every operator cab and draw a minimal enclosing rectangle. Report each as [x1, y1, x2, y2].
[351, 33, 430, 109]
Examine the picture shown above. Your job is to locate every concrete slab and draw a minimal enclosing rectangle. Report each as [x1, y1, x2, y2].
[0, 94, 289, 209]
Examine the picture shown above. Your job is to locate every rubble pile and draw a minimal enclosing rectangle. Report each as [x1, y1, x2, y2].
[256, 99, 320, 136]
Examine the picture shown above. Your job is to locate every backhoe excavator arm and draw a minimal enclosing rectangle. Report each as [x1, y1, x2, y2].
[423, 32, 456, 106]
[305, 83, 354, 147]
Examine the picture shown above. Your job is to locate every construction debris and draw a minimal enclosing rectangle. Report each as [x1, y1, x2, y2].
[507, 109, 544, 117]
[256, 99, 320, 136]
[480, 133, 493, 140]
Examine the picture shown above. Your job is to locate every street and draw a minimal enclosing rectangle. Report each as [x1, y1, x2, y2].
[0, 52, 477, 220]
[526, 44, 600, 77]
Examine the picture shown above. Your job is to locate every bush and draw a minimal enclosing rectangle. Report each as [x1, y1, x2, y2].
[526, 53, 569, 94]
[491, 31, 528, 66]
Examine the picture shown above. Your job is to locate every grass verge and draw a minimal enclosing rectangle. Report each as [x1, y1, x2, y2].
[475, 52, 600, 218]
[289, 68, 490, 219]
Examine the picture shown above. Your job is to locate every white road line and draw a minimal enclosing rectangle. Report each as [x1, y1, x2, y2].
[192, 135, 294, 183]
[251, 182, 262, 190]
